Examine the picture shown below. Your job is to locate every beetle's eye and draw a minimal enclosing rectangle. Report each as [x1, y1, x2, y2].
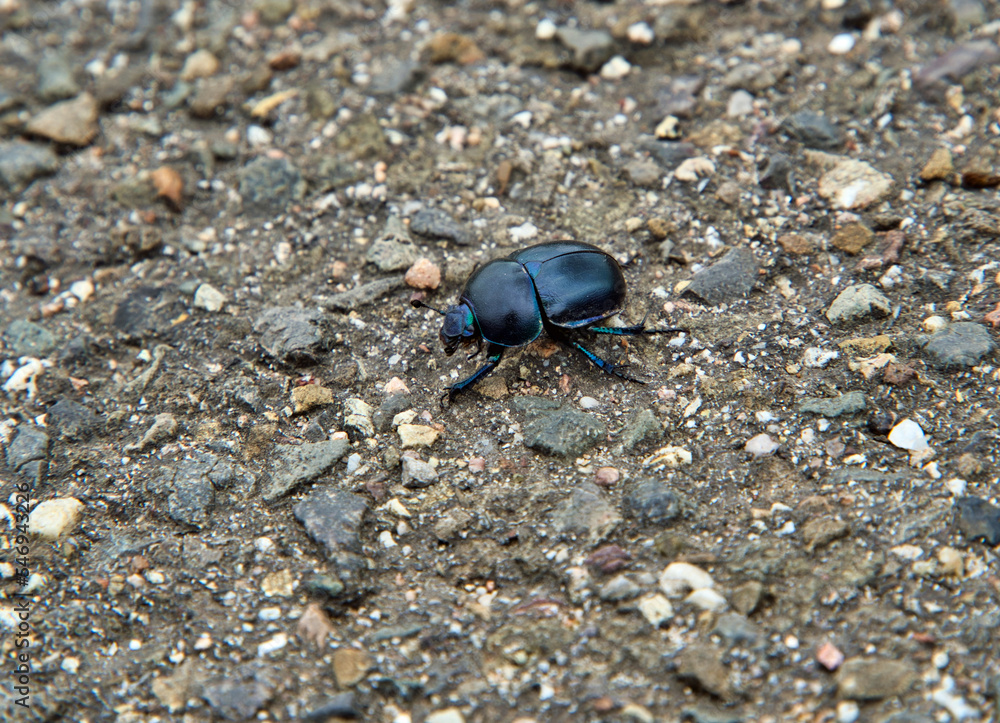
[461, 309, 475, 337]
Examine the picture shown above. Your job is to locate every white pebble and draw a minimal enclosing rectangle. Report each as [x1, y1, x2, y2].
[535, 18, 557, 40]
[145, 570, 166, 585]
[510, 110, 532, 129]
[247, 125, 272, 147]
[28, 498, 83, 540]
[802, 347, 839, 368]
[379, 530, 397, 548]
[923, 315, 947, 333]
[255, 536, 275, 553]
[258, 606, 282, 621]
[888, 418, 929, 451]
[637, 594, 674, 627]
[193, 283, 226, 312]
[836, 700, 859, 723]
[257, 633, 288, 657]
[828, 33, 856, 54]
[684, 588, 728, 612]
[69, 278, 95, 302]
[745, 433, 779, 456]
[600, 55, 632, 80]
[508, 221, 538, 243]
[727, 90, 754, 118]
[775, 520, 796, 536]
[61, 657, 81, 674]
[659, 562, 714, 596]
[579, 396, 600, 409]
[932, 676, 979, 721]
[627, 21, 654, 44]
[945, 478, 967, 497]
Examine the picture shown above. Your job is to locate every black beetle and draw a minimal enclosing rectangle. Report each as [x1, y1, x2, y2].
[412, 241, 683, 399]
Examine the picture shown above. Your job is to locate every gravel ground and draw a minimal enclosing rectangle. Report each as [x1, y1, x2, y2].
[2, 1, 1000, 721]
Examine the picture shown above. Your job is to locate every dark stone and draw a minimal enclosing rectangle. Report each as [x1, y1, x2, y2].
[624, 479, 681, 525]
[302, 692, 358, 721]
[783, 110, 843, 150]
[554, 27, 615, 73]
[681, 704, 744, 723]
[641, 139, 698, 170]
[253, 307, 328, 365]
[47, 399, 100, 441]
[369, 58, 422, 95]
[3, 319, 57, 356]
[683, 248, 759, 305]
[914, 40, 1000, 97]
[0, 141, 59, 193]
[372, 394, 413, 432]
[263, 438, 350, 500]
[919, 322, 996, 369]
[294, 488, 369, 556]
[955, 496, 1000, 545]
[758, 153, 795, 192]
[410, 207, 472, 245]
[112, 286, 186, 340]
[712, 613, 760, 646]
[239, 156, 306, 214]
[513, 397, 606, 458]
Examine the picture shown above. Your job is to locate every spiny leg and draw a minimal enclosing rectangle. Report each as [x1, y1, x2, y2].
[547, 328, 644, 383]
[590, 308, 686, 337]
[447, 343, 505, 400]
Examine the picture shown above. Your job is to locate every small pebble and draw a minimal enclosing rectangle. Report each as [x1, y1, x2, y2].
[27, 498, 84, 540]
[659, 562, 714, 596]
[535, 19, 557, 41]
[579, 396, 600, 409]
[600, 56, 631, 80]
[887, 418, 929, 451]
[745, 433, 779, 456]
[627, 22, 654, 45]
[923, 315, 948, 333]
[836, 700, 859, 723]
[404, 258, 441, 290]
[594, 466, 620, 487]
[828, 33, 856, 54]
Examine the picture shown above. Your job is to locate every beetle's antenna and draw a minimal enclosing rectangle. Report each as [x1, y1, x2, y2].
[411, 299, 446, 315]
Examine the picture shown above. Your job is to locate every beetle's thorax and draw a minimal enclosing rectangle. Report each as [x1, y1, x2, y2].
[440, 303, 477, 355]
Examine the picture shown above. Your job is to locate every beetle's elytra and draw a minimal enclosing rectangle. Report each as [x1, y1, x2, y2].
[413, 241, 683, 400]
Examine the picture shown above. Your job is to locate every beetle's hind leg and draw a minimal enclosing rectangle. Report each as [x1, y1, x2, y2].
[548, 328, 644, 383]
[589, 312, 685, 337]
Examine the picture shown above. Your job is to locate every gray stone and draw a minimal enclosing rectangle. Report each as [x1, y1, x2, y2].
[293, 487, 368, 555]
[239, 157, 306, 214]
[3, 319, 57, 356]
[410, 207, 472, 245]
[0, 142, 59, 193]
[514, 397, 606, 458]
[366, 222, 418, 271]
[253, 307, 327, 365]
[623, 160, 661, 187]
[369, 58, 421, 95]
[683, 248, 758, 306]
[372, 394, 412, 432]
[38, 54, 80, 102]
[189, 76, 234, 118]
[597, 574, 642, 602]
[654, 75, 704, 119]
[551, 483, 622, 544]
[624, 479, 682, 526]
[914, 40, 999, 94]
[955, 496, 1000, 545]
[149, 450, 246, 527]
[555, 27, 615, 73]
[919, 322, 996, 369]
[201, 671, 275, 721]
[712, 613, 760, 646]
[836, 658, 915, 700]
[302, 692, 358, 722]
[681, 705, 744, 723]
[5, 425, 49, 475]
[401, 456, 438, 488]
[324, 276, 405, 312]
[826, 284, 892, 324]
[758, 153, 794, 192]
[798, 391, 866, 417]
[619, 409, 662, 450]
[783, 110, 843, 151]
[47, 399, 100, 441]
[676, 644, 732, 699]
[25, 92, 99, 146]
[264, 438, 349, 500]
[112, 287, 186, 340]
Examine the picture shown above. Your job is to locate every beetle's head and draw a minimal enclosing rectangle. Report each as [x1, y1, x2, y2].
[440, 304, 477, 355]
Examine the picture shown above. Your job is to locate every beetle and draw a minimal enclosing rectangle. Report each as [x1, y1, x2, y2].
[412, 240, 683, 400]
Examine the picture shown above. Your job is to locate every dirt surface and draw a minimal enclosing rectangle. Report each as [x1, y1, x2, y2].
[2, 1, 1000, 721]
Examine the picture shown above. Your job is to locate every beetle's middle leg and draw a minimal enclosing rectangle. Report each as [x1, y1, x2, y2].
[547, 328, 644, 383]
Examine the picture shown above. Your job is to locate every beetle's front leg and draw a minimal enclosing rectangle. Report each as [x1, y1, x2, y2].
[448, 343, 504, 400]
